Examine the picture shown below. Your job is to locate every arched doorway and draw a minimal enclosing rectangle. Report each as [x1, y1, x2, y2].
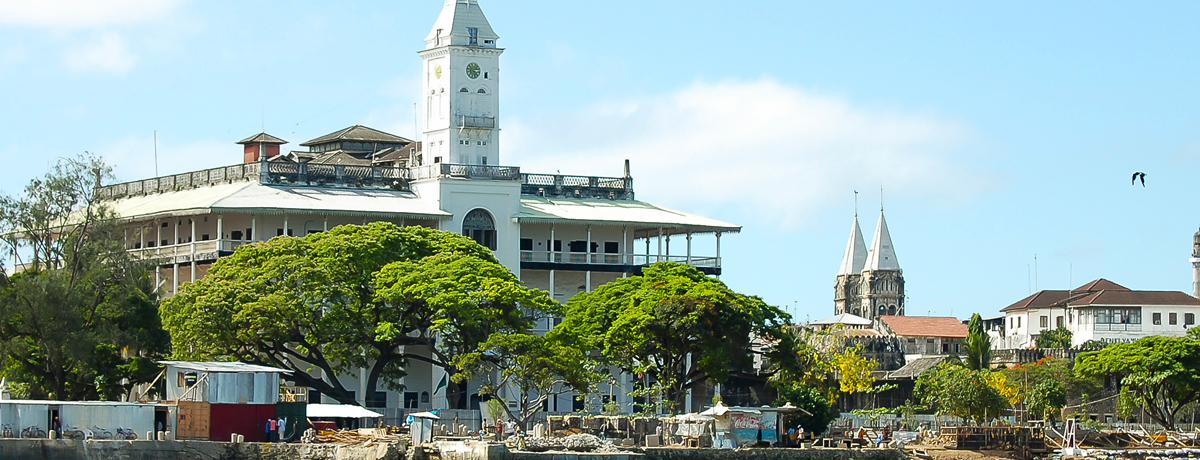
[462, 208, 496, 250]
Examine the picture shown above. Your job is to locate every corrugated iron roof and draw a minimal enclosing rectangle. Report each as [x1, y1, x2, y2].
[517, 197, 740, 235]
[160, 361, 289, 374]
[300, 125, 413, 147]
[236, 132, 287, 145]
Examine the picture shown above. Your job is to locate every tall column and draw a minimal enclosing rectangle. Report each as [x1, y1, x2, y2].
[657, 228, 663, 263]
[283, 214, 289, 237]
[715, 232, 722, 280]
[251, 214, 257, 242]
[154, 220, 160, 290]
[216, 214, 223, 253]
[173, 220, 179, 295]
[686, 232, 692, 265]
[665, 234, 670, 260]
[190, 218, 196, 282]
[550, 225, 555, 262]
[139, 224, 145, 252]
[323, 215, 329, 232]
[622, 226, 629, 278]
[586, 225, 592, 292]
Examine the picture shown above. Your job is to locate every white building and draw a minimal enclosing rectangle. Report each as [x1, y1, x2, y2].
[88, 0, 738, 419]
[995, 278, 1200, 349]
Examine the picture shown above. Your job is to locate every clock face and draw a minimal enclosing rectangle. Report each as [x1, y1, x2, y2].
[466, 62, 481, 79]
[434, 65, 442, 79]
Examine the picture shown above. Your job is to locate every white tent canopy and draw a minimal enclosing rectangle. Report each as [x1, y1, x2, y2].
[306, 404, 383, 419]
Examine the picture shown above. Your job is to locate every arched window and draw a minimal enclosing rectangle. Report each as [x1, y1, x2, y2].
[477, 88, 487, 94]
[888, 305, 897, 315]
[462, 208, 496, 250]
[459, 87, 470, 93]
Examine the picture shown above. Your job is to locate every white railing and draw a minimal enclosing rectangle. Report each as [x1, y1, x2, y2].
[519, 251, 720, 268]
[127, 240, 253, 263]
[410, 163, 521, 181]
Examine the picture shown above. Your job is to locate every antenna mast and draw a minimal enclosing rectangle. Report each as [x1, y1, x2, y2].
[153, 131, 159, 177]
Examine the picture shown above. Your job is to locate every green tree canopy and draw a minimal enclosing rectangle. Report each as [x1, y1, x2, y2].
[1075, 335, 1200, 429]
[162, 223, 546, 406]
[454, 332, 601, 430]
[551, 262, 788, 413]
[1003, 357, 1100, 422]
[1036, 326, 1073, 349]
[0, 154, 169, 400]
[915, 363, 1009, 423]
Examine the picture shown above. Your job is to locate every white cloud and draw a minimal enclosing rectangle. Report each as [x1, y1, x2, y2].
[97, 136, 232, 183]
[504, 79, 988, 228]
[64, 33, 137, 75]
[0, 0, 185, 28]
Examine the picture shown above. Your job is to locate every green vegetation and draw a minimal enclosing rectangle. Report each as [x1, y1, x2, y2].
[163, 223, 550, 406]
[1004, 357, 1100, 422]
[0, 155, 169, 400]
[551, 262, 788, 413]
[1036, 326, 1073, 349]
[1076, 335, 1200, 430]
[963, 313, 992, 370]
[454, 332, 601, 430]
[916, 363, 1011, 423]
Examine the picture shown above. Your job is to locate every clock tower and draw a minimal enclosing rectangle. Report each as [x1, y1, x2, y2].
[419, 0, 503, 166]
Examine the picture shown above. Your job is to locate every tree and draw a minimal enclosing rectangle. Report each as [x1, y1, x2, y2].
[1004, 357, 1100, 422]
[0, 154, 169, 400]
[915, 363, 1010, 423]
[963, 313, 992, 370]
[552, 262, 788, 413]
[454, 333, 600, 430]
[162, 223, 542, 406]
[1027, 379, 1067, 422]
[775, 385, 835, 435]
[1036, 327, 1072, 349]
[765, 326, 880, 402]
[1075, 335, 1200, 430]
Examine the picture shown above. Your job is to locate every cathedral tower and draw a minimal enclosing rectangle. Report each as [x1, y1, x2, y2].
[419, 0, 503, 166]
[859, 210, 904, 320]
[834, 216, 867, 316]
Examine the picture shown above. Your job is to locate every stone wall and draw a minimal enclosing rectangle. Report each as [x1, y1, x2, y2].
[641, 447, 908, 460]
[0, 439, 401, 460]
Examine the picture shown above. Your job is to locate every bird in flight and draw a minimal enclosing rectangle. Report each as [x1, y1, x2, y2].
[1132, 171, 1146, 187]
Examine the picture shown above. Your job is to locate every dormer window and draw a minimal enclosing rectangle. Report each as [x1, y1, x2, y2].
[468, 28, 478, 45]
[483, 40, 494, 45]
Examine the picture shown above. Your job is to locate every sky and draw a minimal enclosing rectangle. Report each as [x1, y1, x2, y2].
[2, 0, 1199, 322]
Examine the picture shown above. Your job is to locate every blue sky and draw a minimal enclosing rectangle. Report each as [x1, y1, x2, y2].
[2, 1, 1199, 321]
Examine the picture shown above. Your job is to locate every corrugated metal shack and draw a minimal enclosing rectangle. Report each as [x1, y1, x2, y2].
[161, 361, 292, 442]
[0, 400, 160, 438]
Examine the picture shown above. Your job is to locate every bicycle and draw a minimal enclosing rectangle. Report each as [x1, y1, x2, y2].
[91, 426, 113, 440]
[116, 427, 138, 440]
[21, 426, 46, 438]
[61, 425, 85, 440]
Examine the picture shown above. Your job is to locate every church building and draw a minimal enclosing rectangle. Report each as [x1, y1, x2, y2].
[834, 210, 905, 321]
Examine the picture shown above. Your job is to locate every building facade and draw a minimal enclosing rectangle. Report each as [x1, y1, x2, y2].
[994, 278, 1200, 349]
[90, 0, 738, 419]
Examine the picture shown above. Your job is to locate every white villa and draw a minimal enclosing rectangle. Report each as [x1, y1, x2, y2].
[87, 0, 738, 419]
[994, 278, 1200, 349]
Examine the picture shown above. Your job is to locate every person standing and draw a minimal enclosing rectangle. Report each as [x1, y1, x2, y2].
[266, 418, 276, 442]
[277, 417, 286, 441]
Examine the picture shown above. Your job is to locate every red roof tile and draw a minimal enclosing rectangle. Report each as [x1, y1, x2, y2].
[1069, 290, 1200, 306]
[1074, 278, 1130, 292]
[1000, 290, 1071, 312]
[880, 316, 969, 338]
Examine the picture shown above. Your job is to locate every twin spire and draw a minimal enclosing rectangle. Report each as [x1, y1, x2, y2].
[838, 211, 900, 275]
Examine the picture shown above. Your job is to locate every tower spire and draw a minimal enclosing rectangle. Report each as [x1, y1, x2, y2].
[838, 216, 867, 276]
[863, 209, 900, 271]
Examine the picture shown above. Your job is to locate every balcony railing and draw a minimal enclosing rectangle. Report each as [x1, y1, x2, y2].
[456, 115, 496, 129]
[410, 163, 521, 181]
[519, 251, 719, 269]
[97, 163, 262, 200]
[279, 386, 309, 403]
[1093, 323, 1142, 332]
[520, 173, 634, 200]
[127, 240, 252, 264]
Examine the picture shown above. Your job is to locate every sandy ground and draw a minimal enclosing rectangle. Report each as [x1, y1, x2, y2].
[904, 443, 1026, 460]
